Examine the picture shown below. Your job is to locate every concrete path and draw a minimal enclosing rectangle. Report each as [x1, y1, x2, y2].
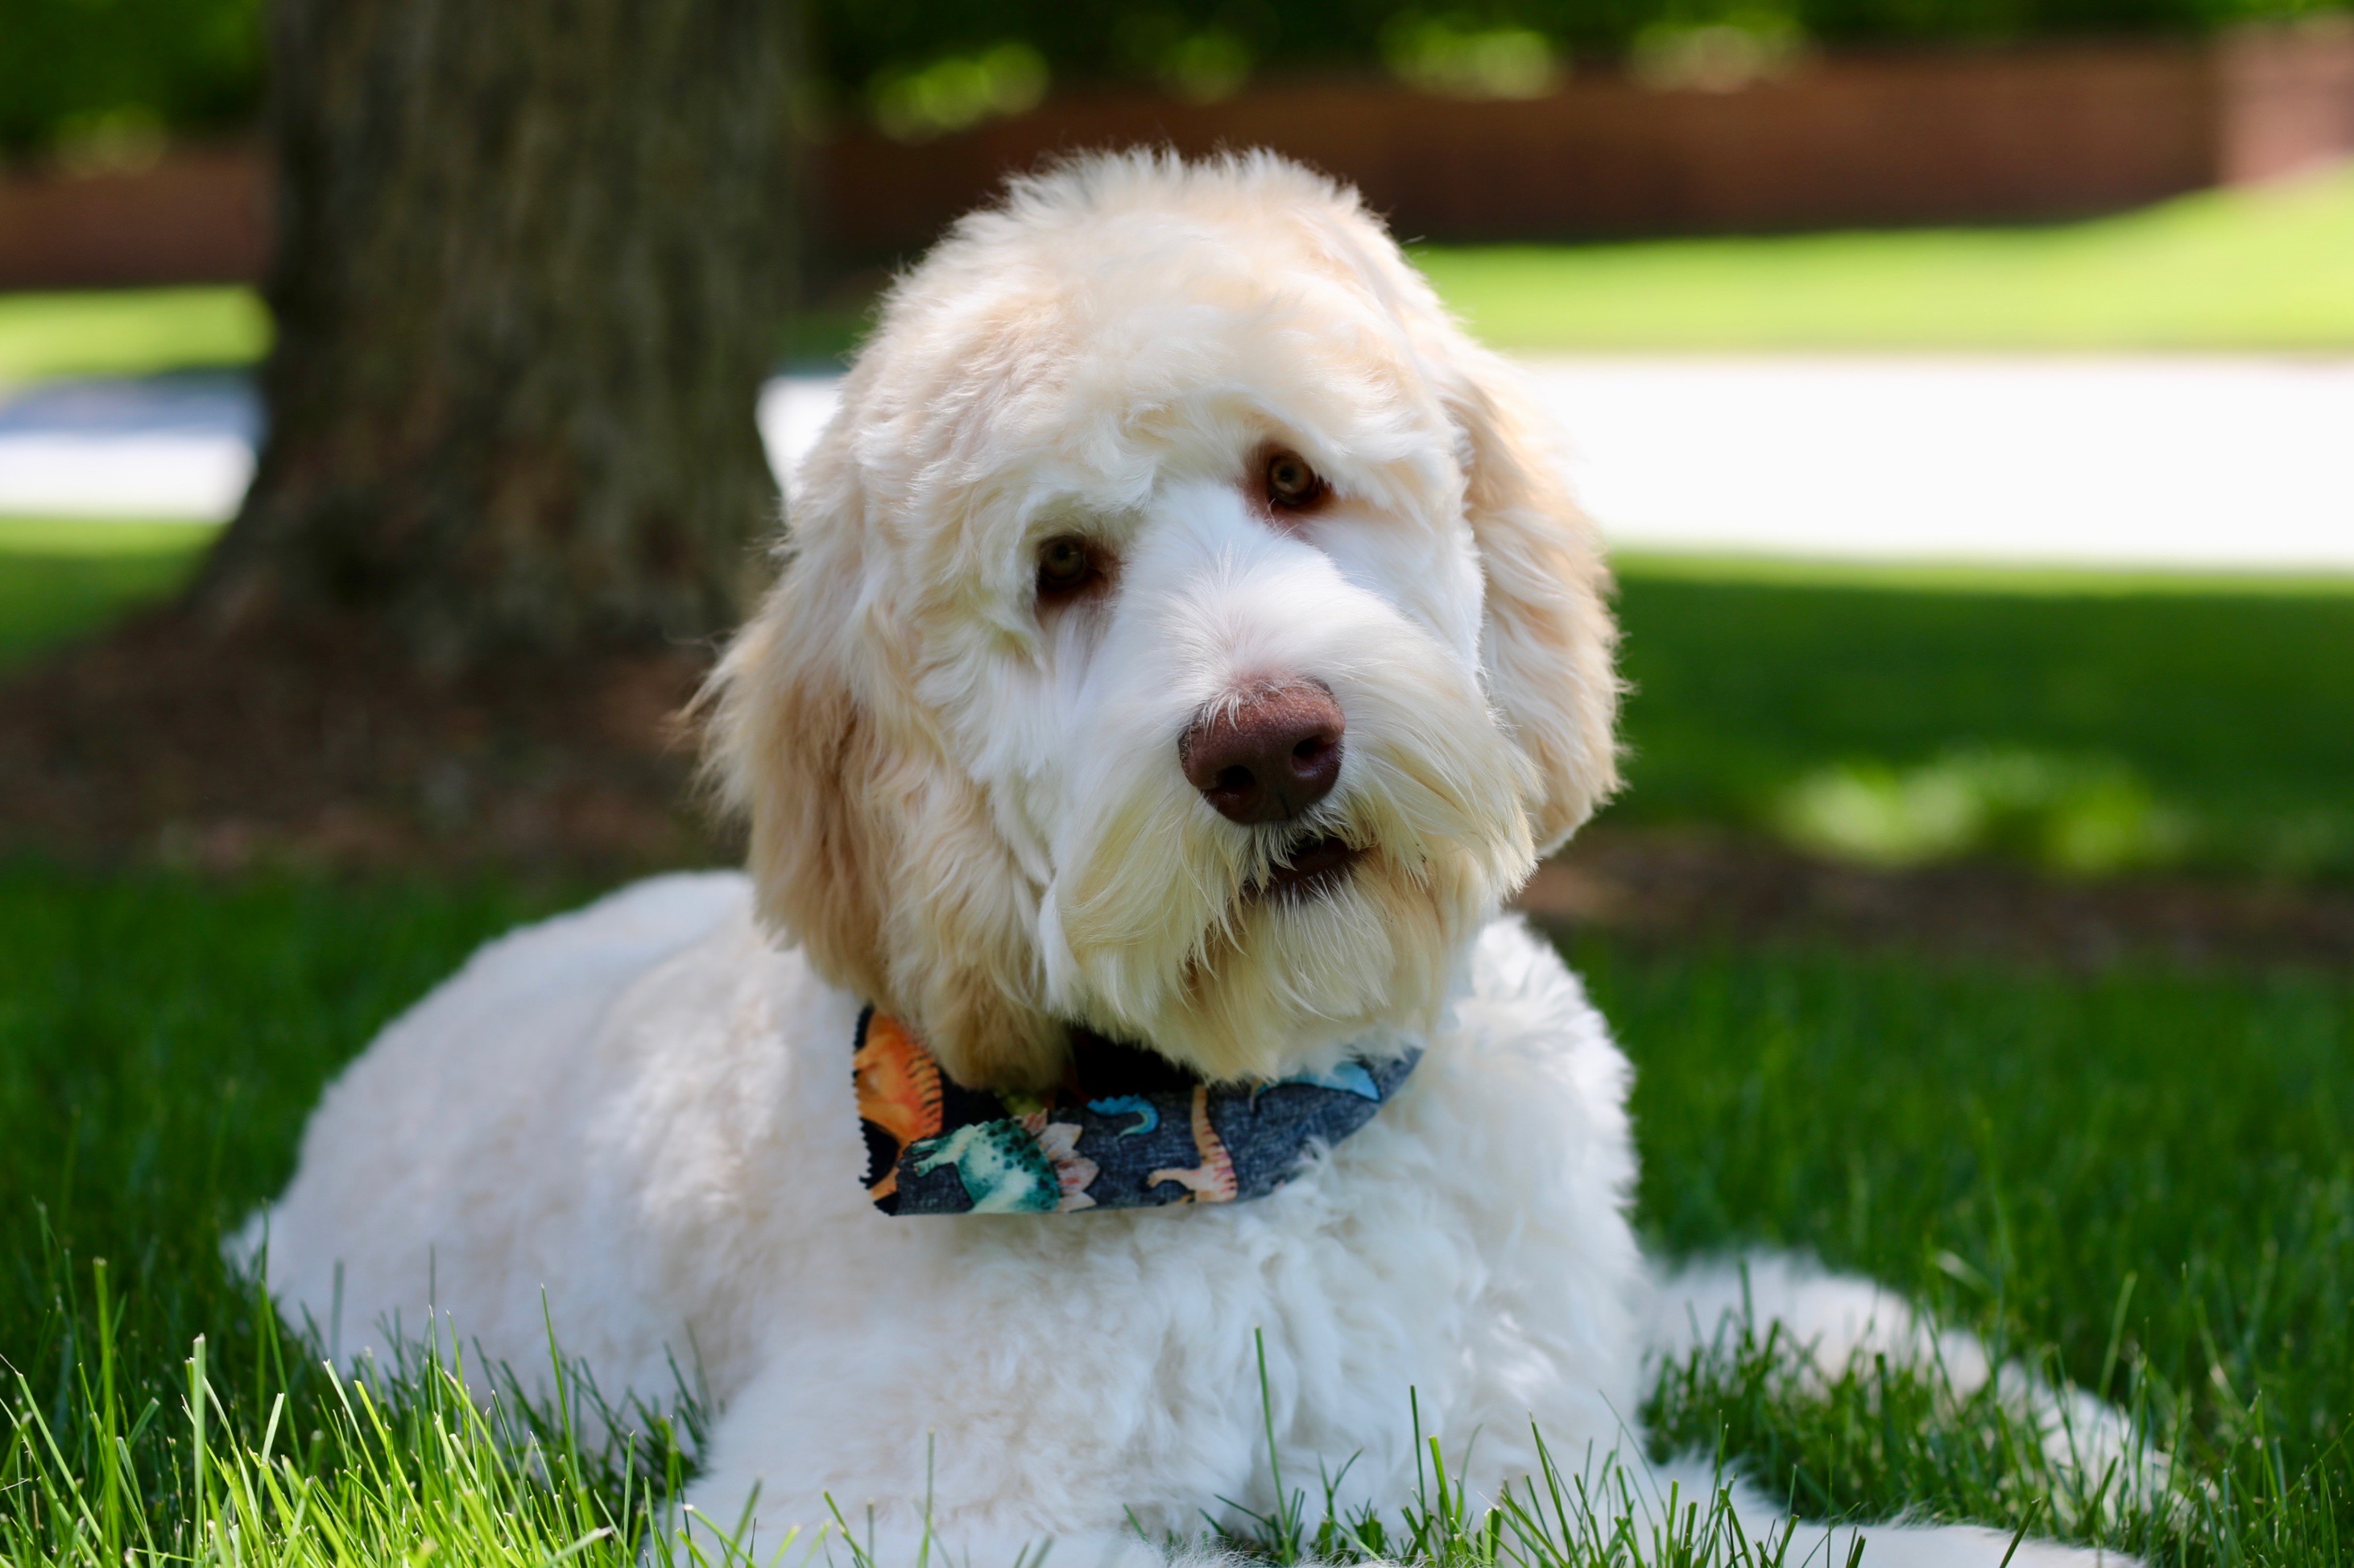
[0, 371, 259, 520]
[1511, 357, 2354, 573]
[5, 358, 2352, 573]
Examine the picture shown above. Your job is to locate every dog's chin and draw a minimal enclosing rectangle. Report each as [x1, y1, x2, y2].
[1087, 840, 1488, 1082]
[1048, 756, 1537, 1080]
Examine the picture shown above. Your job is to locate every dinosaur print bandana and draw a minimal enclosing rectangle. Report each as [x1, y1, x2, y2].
[854, 1007, 1420, 1215]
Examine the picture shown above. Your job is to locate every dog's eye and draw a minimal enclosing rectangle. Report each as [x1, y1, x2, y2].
[1264, 450, 1326, 510]
[1035, 535, 1100, 602]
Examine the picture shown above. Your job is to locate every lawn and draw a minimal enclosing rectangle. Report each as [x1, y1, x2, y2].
[1414, 167, 2354, 353]
[4, 867, 2348, 1565]
[0, 520, 215, 667]
[7, 169, 2353, 383]
[1610, 557, 2354, 879]
[0, 289, 267, 390]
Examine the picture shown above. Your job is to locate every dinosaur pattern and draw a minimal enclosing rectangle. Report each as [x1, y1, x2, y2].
[1145, 1087, 1239, 1203]
[908, 1122, 1061, 1213]
[851, 1007, 1419, 1216]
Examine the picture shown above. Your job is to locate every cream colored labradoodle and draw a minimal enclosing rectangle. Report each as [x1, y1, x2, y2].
[250, 151, 2149, 1567]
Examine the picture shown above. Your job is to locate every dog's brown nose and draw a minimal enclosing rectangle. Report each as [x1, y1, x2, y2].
[1180, 681, 1345, 825]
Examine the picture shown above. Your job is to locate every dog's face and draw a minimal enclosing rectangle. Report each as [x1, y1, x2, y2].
[708, 152, 1618, 1088]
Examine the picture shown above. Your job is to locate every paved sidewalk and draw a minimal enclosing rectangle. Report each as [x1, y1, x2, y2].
[1510, 357, 2354, 572]
[5, 359, 2351, 572]
[0, 371, 258, 520]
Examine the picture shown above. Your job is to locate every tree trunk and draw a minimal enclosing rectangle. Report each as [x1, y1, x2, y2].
[197, 0, 791, 670]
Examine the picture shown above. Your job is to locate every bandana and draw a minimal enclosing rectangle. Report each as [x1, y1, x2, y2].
[854, 1007, 1419, 1215]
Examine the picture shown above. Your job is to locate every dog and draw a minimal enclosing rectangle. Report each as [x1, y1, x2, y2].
[249, 151, 2146, 1566]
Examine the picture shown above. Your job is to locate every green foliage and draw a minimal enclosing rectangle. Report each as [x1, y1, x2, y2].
[865, 43, 1049, 142]
[9, 0, 2352, 151]
[806, 0, 2351, 121]
[1384, 17, 1562, 98]
[0, 0, 261, 155]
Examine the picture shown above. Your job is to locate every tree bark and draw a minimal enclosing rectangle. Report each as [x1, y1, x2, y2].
[197, 0, 790, 670]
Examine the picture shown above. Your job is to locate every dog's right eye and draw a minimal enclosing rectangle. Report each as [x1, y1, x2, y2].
[1035, 536, 1102, 603]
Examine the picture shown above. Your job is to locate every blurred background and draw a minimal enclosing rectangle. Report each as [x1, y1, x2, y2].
[2, 0, 2350, 923]
[2, 2, 2352, 1562]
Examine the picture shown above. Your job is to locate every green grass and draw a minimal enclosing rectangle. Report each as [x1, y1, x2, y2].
[1590, 931, 2354, 1560]
[1414, 167, 2354, 352]
[2, 867, 2345, 1563]
[0, 519, 212, 665]
[0, 289, 268, 389]
[1609, 563, 2354, 878]
[0, 871, 648, 1568]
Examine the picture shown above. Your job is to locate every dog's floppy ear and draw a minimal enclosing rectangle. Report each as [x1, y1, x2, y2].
[701, 479, 1067, 1091]
[1442, 348, 1623, 854]
[701, 539, 895, 1012]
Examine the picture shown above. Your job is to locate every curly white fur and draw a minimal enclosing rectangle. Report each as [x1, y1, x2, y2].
[249, 152, 2145, 1567]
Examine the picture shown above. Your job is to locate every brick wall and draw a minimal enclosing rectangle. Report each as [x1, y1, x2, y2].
[0, 144, 264, 291]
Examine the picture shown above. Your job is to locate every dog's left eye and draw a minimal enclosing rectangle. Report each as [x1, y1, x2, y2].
[1035, 535, 1102, 602]
[1264, 449, 1327, 511]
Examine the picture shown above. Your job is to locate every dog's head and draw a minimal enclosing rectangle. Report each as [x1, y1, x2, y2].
[705, 151, 1618, 1088]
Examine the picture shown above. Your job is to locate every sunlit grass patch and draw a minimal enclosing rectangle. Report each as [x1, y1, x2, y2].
[0, 871, 599, 1562]
[0, 289, 268, 389]
[0, 1280, 2165, 1568]
[1416, 167, 2354, 353]
[1608, 552, 2354, 600]
[1771, 747, 2191, 875]
[1, 1272, 734, 1568]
